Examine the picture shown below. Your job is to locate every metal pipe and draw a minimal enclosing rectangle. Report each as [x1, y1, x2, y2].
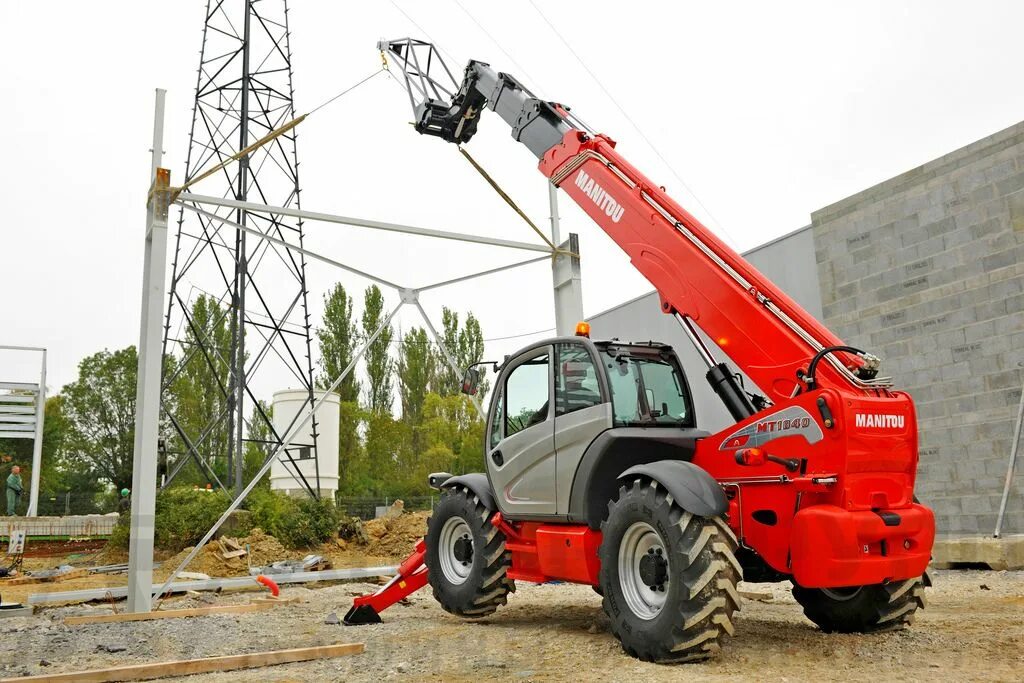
[994, 379, 1024, 538]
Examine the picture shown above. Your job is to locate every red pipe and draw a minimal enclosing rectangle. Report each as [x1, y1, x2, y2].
[255, 574, 280, 597]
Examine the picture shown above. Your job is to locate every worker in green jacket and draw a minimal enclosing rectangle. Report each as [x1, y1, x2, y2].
[6, 465, 23, 516]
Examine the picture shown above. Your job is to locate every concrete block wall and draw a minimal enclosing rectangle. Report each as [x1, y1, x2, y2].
[812, 122, 1024, 536]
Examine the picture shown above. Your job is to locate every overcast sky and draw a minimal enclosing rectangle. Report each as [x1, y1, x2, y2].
[3, 1, 1024, 398]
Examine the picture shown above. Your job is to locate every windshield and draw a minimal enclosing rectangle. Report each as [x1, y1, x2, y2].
[603, 350, 692, 427]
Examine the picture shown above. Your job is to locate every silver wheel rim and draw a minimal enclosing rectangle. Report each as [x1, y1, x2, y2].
[438, 516, 473, 585]
[822, 586, 862, 601]
[618, 521, 669, 620]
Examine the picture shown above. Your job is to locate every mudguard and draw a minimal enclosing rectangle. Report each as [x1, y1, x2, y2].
[440, 472, 497, 512]
[619, 460, 727, 517]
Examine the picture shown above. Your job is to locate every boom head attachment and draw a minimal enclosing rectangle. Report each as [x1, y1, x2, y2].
[379, 37, 576, 157]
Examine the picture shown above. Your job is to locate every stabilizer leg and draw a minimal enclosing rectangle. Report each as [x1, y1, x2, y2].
[344, 539, 429, 625]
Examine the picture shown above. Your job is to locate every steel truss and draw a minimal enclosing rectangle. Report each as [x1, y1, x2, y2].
[162, 0, 321, 497]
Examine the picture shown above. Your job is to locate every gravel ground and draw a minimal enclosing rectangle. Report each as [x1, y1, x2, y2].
[0, 569, 1021, 681]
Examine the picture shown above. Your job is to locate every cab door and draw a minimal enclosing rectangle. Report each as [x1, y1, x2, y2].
[553, 341, 612, 514]
[485, 346, 556, 517]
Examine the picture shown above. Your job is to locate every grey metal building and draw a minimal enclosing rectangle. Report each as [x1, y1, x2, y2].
[589, 121, 1024, 537]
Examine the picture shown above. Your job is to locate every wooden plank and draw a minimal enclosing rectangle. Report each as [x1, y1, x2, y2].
[251, 596, 300, 605]
[220, 548, 247, 559]
[63, 601, 277, 625]
[0, 642, 364, 682]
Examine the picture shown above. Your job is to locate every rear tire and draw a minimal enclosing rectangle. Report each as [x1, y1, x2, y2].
[792, 573, 929, 633]
[599, 478, 741, 663]
[425, 486, 514, 618]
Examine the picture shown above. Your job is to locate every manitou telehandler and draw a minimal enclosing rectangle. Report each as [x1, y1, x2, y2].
[345, 39, 934, 663]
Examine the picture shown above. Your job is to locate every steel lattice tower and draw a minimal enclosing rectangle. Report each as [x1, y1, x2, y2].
[161, 0, 320, 497]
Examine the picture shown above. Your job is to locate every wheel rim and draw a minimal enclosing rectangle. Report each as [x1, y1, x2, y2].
[438, 516, 474, 585]
[618, 521, 670, 620]
[821, 586, 862, 601]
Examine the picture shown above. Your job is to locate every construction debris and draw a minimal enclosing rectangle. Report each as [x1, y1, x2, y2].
[2, 566, 88, 586]
[252, 554, 331, 575]
[28, 565, 397, 605]
[361, 511, 428, 557]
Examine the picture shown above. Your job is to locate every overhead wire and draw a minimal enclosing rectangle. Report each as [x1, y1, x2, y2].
[526, 0, 743, 250]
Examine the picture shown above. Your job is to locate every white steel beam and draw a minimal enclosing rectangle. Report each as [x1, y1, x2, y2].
[176, 202, 402, 291]
[177, 192, 553, 254]
[418, 254, 550, 292]
[128, 89, 169, 613]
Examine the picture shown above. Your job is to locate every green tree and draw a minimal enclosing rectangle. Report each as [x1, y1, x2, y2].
[60, 347, 141, 492]
[396, 327, 435, 426]
[433, 308, 487, 398]
[242, 400, 273, 488]
[361, 285, 394, 416]
[317, 283, 360, 401]
[168, 294, 233, 483]
[420, 392, 485, 477]
[362, 412, 410, 495]
[336, 401, 368, 495]
[318, 283, 364, 496]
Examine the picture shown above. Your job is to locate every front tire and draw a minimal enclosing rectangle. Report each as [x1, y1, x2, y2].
[599, 478, 741, 663]
[425, 486, 514, 618]
[792, 573, 929, 633]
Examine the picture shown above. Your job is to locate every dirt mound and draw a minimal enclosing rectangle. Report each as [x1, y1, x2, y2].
[361, 510, 429, 558]
[157, 527, 297, 579]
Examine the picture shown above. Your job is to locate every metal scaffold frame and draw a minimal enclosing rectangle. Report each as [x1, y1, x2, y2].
[160, 0, 322, 503]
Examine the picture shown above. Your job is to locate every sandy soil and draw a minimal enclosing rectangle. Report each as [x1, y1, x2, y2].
[0, 568, 1021, 681]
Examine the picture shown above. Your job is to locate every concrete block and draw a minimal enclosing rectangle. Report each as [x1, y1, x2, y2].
[931, 534, 1024, 570]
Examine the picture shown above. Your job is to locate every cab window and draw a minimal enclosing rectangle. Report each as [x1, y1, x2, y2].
[504, 352, 550, 437]
[555, 344, 603, 416]
[604, 349, 693, 427]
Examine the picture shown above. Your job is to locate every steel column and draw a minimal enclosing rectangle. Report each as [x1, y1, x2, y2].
[128, 89, 169, 613]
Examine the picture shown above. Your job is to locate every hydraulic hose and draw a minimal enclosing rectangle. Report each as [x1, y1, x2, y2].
[804, 345, 866, 391]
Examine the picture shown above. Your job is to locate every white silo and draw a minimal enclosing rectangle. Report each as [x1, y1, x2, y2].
[269, 389, 340, 497]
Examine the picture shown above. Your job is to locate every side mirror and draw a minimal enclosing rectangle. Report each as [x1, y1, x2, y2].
[460, 367, 481, 396]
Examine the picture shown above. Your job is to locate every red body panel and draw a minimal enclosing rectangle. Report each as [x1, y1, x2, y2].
[494, 513, 602, 586]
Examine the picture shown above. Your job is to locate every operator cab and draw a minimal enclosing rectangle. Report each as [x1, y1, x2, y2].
[463, 327, 700, 522]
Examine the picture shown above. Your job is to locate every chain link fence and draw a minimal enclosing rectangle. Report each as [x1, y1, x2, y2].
[335, 495, 438, 520]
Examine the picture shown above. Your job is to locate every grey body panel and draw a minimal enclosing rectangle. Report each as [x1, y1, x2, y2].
[485, 335, 706, 524]
[554, 402, 613, 515]
[619, 460, 728, 518]
[486, 344, 557, 516]
[567, 427, 710, 528]
[490, 420, 557, 515]
[440, 473, 496, 512]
